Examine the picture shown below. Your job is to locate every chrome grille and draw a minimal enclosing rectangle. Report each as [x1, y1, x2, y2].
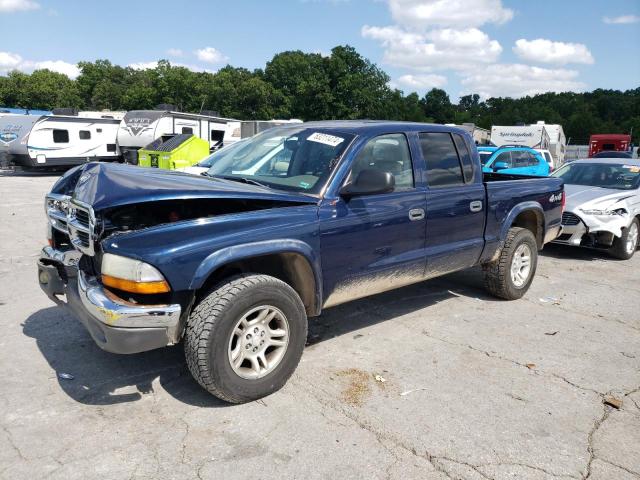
[562, 212, 581, 226]
[45, 193, 70, 234]
[67, 200, 95, 255]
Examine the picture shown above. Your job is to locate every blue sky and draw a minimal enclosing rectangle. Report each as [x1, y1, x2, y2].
[1, 0, 639, 101]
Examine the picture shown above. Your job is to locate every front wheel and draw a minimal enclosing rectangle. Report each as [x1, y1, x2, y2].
[184, 274, 307, 404]
[483, 227, 538, 300]
[609, 218, 639, 260]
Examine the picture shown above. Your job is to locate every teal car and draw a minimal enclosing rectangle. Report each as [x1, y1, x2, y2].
[481, 146, 550, 176]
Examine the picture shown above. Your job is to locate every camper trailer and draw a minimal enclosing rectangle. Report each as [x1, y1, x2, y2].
[447, 123, 491, 145]
[532, 121, 566, 165]
[117, 110, 241, 163]
[0, 113, 120, 168]
[491, 124, 550, 150]
[78, 111, 126, 120]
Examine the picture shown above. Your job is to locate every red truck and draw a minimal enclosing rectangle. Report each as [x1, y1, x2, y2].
[588, 134, 632, 157]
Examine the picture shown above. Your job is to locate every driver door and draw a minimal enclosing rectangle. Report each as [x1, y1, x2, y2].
[319, 133, 427, 307]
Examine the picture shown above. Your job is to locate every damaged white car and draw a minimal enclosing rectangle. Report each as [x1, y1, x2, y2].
[552, 158, 640, 259]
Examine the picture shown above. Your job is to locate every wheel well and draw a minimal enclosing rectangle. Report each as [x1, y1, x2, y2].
[511, 210, 543, 248]
[197, 253, 318, 316]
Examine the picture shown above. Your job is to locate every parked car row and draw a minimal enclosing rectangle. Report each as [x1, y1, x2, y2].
[34, 122, 640, 404]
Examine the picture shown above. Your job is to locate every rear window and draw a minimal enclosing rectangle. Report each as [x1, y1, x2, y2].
[419, 132, 464, 187]
[452, 134, 474, 182]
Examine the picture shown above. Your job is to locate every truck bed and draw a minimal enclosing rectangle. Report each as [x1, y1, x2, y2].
[480, 172, 564, 261]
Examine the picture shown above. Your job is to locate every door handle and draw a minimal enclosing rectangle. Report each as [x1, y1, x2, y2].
[409, 208, 425, 221]
[470, 201, 483, 212]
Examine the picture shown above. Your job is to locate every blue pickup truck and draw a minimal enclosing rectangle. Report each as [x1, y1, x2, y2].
[38, 121, 564, 403]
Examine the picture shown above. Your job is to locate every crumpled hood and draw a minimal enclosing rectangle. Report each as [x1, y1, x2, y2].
[53, 162, 317, 211]
[565, 184, 635, 212]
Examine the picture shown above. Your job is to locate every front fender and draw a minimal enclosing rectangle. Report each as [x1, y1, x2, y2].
[189, 238, 323, 301]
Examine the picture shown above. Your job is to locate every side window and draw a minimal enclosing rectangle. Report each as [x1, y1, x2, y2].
[350, 133, 414, 190]
[529, 153, 541, 166]
[494, 151, 512, 168]
[452, 134, 474, 183]
[53, 129, 69, 143]
[182, 127, 194, 134]
[420, 132, 464, 187]
[79, 130, 91, 140]
[512, 151, 530, 168]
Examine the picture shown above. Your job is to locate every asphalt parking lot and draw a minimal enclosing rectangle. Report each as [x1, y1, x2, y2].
[1, 171, 639, 480]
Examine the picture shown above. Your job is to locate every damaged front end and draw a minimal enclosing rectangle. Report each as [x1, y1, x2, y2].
[556, 208, 631, 249]
[39, 162, 316, 354]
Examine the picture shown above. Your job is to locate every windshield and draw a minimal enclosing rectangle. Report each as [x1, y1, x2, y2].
[196, 140, 250, 168]
[206, 126, 354, 194]
[479, 151, 493, 165]
[552, 162, 640, 190]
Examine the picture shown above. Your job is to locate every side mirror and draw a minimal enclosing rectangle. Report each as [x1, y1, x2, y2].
[340, 169, 395, 197]
[493, 161, 509, 171]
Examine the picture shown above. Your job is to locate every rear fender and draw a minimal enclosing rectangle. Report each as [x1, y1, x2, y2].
[497, 202, 545, 253]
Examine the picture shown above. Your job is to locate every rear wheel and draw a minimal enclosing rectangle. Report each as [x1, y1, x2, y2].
[483, 227, 538, 300]
[184, 274, 307, 404]
[609, 218, 639, 260]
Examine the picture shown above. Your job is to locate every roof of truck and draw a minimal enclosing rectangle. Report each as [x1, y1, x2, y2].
[289, 120, 467, 135]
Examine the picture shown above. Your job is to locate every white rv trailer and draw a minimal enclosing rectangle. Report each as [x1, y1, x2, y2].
[490, 124, 550, 150]
[78, 111, 126, 120]
[531, 121, 566, 165]
[117, 110, 241, 163]
[0, 113, 121, 168]
[446, 123, 491, 145]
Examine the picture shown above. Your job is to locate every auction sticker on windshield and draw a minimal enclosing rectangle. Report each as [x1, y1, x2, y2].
[307, 132, 344, 147]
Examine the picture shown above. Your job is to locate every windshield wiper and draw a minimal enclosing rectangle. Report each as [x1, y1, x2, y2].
[207, 174, 269, 188]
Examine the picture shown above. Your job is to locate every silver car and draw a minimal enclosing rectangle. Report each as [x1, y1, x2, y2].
[552, 158, 640, 259]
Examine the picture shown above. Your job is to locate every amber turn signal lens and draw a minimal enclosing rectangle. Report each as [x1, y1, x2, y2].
[102, 274, 170, 294]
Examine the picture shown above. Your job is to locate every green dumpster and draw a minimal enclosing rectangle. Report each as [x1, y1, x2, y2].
[138, 134, 210, 170]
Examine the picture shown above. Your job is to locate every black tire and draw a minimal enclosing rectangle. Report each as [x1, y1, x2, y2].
[483, 227, 538, 300]
[609, 218, 639, 260]
[184, 274, 307, 404]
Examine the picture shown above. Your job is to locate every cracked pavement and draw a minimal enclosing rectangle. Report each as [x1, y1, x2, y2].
[1, 172, 639, 479]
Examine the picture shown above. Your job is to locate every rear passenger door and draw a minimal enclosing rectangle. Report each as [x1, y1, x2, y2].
[420, 132, 486, 276]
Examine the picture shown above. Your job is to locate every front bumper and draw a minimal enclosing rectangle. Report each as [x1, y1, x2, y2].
[553, 211, 622, 249]
[38, 246, 182, 354]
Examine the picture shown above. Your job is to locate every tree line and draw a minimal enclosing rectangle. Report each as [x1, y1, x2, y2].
[0, 45, 638, 144]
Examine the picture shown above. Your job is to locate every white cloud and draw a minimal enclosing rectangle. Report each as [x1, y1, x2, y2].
[0, 51, 22, 69]
[0, 0, 39, 13]
[128, 61, 160, 70]
[26, 60, 80, 78]
[513, 38, 594, 65]
[603, 14, 640, 24]
[362, 25, 502, 71]
[396, 73, 447, 90]
[460, 63, 586, 99]
[195, 46, 228, 65]
[388, 0, 513, 29]
[128, 60, 216, 73]
[166, 48, 183, 57]
[0, 51, 79, 78]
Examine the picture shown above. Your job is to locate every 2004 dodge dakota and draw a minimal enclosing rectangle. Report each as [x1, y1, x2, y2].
[38, 121, 564, 403]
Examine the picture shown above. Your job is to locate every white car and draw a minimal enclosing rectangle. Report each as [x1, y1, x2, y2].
[535, 149, 555, 171]
[552, 158, 640, 259]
